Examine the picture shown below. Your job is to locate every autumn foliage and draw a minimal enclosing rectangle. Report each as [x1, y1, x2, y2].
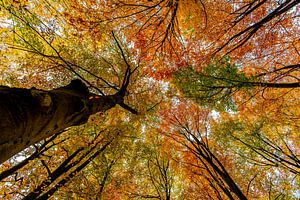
[0, 0, 299, 199]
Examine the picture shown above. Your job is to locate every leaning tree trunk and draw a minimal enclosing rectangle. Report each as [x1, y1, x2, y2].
[0, 79, 124, 164]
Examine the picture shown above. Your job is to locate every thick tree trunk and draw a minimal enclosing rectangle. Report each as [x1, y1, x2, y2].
[0, 80, 123, 164]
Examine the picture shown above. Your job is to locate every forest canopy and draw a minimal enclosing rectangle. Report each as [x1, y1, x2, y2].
[0, 0, 299, 199]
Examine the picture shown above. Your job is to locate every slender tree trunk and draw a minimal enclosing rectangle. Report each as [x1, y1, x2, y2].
[0, 131, 61, 181]
[0, 80, 123, 163]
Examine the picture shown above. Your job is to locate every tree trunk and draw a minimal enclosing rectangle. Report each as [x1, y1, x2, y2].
[0, 80, 123, 164]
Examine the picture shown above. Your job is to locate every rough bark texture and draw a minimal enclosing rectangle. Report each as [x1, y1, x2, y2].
[0, 80, 122, 163]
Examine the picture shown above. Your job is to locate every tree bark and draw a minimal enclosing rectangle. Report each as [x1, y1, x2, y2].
[0, 80, 123, 164]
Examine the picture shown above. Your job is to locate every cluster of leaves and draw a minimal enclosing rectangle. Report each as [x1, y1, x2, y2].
[173, 57, 255, 111]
